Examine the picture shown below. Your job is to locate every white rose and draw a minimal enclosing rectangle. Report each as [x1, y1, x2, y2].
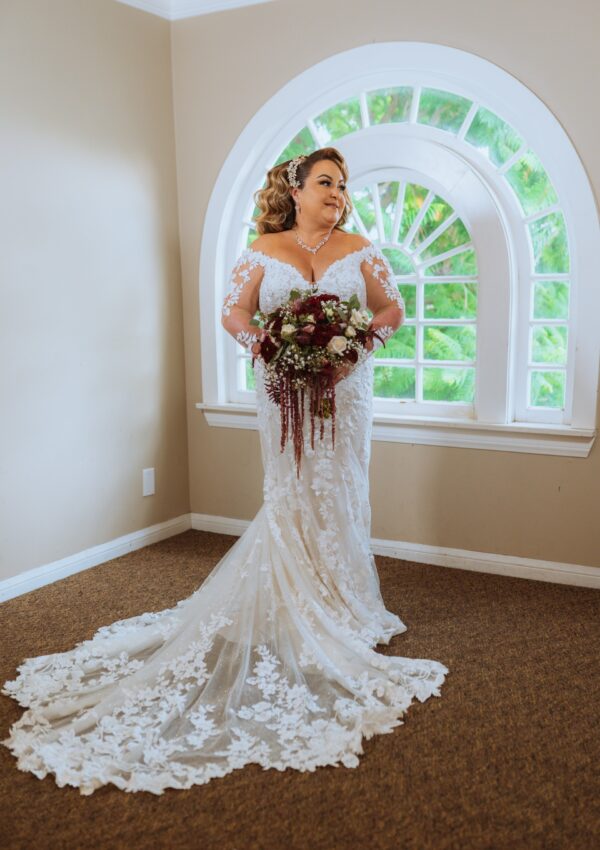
[350, 308, 366, 327]
[281, 323, 296, 336]
[344, 325, 357, 337]
[327, 335, 348, 354]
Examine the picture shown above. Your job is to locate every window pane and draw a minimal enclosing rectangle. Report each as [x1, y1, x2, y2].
[274, 129, 316, 165]
[314, 98, 362, 142]
[424, 282, 478, 320]
[530, 370, 565, 409]
[417, 88, 472, 133]
[531, 326, 568, 365]
[464, 107, 524, 167]
[366, 86, 413, 124]
[506, 149, 558, 216]
[424, 248, 478, 276]
[398, 283, 416, 318]
[529, 212, 569, 273]
[423, 326, 476, 362]
[533, 280, 569, 320]
[417, 218, 470, 261]
[383, 247, 414, 276]
[373, 365, 415, 399]
[244, 358, 255, 391]
[398, 183, 430, 242]
[378, 181, 400, 242]
[349, 186, 377, 237]
[423, 367, 475, 402]
[410, 195, 455, 248]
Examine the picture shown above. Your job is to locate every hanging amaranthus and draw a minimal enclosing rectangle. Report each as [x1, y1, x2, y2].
[251, 289, 386, 477]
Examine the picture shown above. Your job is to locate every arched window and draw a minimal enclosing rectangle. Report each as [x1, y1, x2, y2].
[198, 42, 598, 456]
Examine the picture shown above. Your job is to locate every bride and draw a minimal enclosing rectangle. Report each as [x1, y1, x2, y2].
[2, 147, 448, 795]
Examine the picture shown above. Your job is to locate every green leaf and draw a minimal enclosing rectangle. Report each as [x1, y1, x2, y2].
[271, 343, 287, 364]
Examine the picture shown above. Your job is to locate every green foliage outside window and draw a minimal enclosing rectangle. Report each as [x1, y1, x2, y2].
[241, 89, 570, 410]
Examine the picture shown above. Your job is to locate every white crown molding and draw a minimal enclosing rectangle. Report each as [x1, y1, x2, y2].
[1, 510, 597, 603]
[114, 0, 277, 20]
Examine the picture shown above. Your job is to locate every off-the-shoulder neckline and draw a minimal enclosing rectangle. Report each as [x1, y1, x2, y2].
[241, 243, 377, 286]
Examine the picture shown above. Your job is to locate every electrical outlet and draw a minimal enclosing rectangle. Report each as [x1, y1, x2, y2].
[143, 467, 155, 496]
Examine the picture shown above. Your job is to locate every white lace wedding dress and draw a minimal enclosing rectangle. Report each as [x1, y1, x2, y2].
[2, 242, 448, 795]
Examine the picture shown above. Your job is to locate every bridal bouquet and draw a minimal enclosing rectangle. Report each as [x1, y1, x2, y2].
[249, 288, 387, 476]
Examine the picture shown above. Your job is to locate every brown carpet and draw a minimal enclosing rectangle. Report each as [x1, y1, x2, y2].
[1, 529, 599, 850]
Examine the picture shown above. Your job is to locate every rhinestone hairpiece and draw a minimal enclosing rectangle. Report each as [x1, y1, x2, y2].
[287, 155, 306, 188]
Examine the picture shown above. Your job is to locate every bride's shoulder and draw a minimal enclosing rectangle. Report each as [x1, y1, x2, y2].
[347, 234, 371, 248]
[343, 233, 372, 254]
[348, 235, 388, 261]
[248, 233, 283, 254]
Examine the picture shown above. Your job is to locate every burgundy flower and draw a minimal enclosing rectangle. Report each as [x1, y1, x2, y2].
[312, 324, 339, 346]
[268, 315, 283, 334]
[259, 335, 279, 364]
[304, 293, 340, 309]
[319, 363, 336, 380]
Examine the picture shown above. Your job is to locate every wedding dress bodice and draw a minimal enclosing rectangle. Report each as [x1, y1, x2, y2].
[251, 245, 371, 312]
[223, 242, 404, 324]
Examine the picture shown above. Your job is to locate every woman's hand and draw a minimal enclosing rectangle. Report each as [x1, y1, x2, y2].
[250, 329, 269, 358]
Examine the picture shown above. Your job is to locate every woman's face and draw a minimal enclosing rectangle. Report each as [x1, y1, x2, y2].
[292, 159, 347, 228]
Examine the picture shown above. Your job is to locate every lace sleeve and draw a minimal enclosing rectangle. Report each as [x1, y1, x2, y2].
[361, 244, 405, 352]
[221, 249, 266, 350]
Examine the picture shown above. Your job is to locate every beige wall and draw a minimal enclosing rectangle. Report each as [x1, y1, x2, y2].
[0, 1, 188, 582]
[2, 0, 598, 587]
[171, 0, 600, 568]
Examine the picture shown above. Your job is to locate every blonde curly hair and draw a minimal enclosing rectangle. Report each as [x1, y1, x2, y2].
[253, 147, 353, 235]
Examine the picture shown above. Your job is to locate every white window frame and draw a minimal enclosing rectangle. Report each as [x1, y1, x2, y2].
[197, 42, 599, 457]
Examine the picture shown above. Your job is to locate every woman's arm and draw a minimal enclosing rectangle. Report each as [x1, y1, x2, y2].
[361, 243, 405, 353]
[221, 251, 266, 354]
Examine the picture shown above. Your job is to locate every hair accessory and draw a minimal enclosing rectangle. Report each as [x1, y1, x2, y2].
[287, 155, 306, 188]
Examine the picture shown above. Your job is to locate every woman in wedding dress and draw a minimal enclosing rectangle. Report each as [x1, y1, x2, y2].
[2, 147, 448, 795]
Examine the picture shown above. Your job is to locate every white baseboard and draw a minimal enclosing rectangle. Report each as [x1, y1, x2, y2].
[191, 512, 600, 589]
[1, 510, 598, 604]
[191, 512, 252, 536]
[368, 536, 600, 589]
[0, 514, 192, 603]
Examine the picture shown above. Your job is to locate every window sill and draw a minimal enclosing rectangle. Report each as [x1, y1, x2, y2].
[196, 402, 596, 457]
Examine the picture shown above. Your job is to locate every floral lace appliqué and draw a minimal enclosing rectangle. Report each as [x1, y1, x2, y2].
[2, 240, 448, 796]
